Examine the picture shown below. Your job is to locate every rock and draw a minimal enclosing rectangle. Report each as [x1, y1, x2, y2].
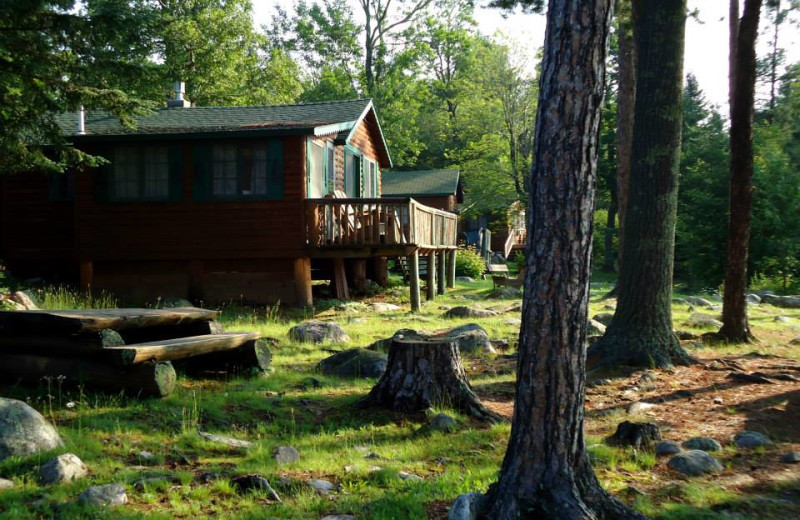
[11, 290, 38, 310]
[317, 348, 388, 378]
[746, 294, 761, 304]
[713, 396, 724, 404]
[426, 413, 458, 433]
[137, 451, 156, 462]
[78, 483, 128, 507]
[789, 337, 800, 346]
[687, 313, 723, 328]
[288, 321, 349, 344]
[370, 324, 495, 355]
[0, 398, 63, 462]
[504, 319, 521, 326]
[197, 431, 252, 449]
[448, 492, 487, 520]
[781, 452, 800, 464]
[607, 421, 661, 448]
[761, 295, 800, 309]
[733, 431, 771, 448]
[307, 478, 336, 495]
[485, 288, 522, 299]
[273, 445, 300, 465]
[655, 440, 682, 457]
[675, 330, 700, 341]
[321, 516, 357, 520]
[398, 471, 422, 481]
[455, 276, 475, 283]
[159, 298, 194, 308]
[682, 437, 722, 452]
[626, 401, 656, 415]
[39, 453, 88, 485]
[586, 319, 606, 335]
[592, 313, 614, 326]
[774, 316, 791, 323]
[369, 302, 401, 313]
[230, 474, 281, 501]
[443, 306, 499, 319]
[0, 478, 14, 490]
[667, 450, 724, 476]
[685, 296, 713, 307]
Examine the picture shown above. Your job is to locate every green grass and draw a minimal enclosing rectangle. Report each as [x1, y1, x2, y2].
[0, 275, 798, 519]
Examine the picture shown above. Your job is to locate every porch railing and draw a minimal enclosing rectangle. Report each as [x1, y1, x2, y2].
[503, 227, 527, 259]
[305, 197, 458, 250]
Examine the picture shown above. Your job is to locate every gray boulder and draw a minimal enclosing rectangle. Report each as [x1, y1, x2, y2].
[592, 313, 615, 326]
[444, 306, 499, 319]
[40, 453, 88, 485]
[449, 492, 487, 520]
[762, 294, 800, 308]
[78, 483, 128, 506]
[371, 324, 495, 355]
[675, 330, 700, 340]
[11, 290, 38, 310]
[160, 298, 194, 308]
[687, 313, 723, 328]
[317, 348, 387, 378]
[273, 445, 300, 465]
[427, 413, 458, 433]
[684, 296, 714, 307]
[308, 478, 337, 495]
[682, 437, 722, 452]
[790, 337, 800, 346]
[0, 398, 62, 461]
[485, 288, 522, 299]
[456, 276, 475, 283]
[288, 321, 349, 344]
[0, 478, 14, 490]
[746, 294, 761, 304]
[655, 440, 682, 457]
[587, 319, 607, 336]
[774, 316, 791, 323]
[781, 452, 800, 464]
[733, 431, 771, 449]
[369, 302, 402, 313]
[667, 450, 724, 476]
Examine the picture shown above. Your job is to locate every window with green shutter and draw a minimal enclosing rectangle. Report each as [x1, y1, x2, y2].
[96, 145, 183, 202]
[193, 140, 284, 201]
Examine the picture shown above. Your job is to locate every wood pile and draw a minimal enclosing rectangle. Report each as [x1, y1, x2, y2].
[0, 308, 271, 397]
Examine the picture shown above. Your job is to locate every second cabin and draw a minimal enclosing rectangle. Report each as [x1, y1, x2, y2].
[0, 86, 458, 308]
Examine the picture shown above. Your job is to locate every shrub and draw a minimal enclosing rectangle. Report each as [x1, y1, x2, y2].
[455, 246, 486, 278]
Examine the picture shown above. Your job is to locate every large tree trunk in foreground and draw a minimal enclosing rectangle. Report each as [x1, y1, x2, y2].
[615, 0, 636, 271]
[719, 0, 762, 343]
[358, 339, 502, 423]
[591, 0, 693, 369]
[480, 1, 644, 518]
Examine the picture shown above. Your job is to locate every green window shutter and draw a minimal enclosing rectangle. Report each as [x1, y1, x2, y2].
[93, 160, 112, 203]
[305, 138, 312, 198]
[168, 145, 184, 201]
[268, 139, 284, 199]
[192, 144, 212, 201]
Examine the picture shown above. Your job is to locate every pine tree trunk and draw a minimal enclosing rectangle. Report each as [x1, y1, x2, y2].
[591, 0, 693, 370]
[719, 0, 762, 343]
[616, 0, 636, 269]
[481, 1, 645, 518]
[358, 339, 502, 423]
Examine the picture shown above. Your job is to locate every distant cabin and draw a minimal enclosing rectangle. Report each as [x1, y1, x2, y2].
[380, 169, 463, 212]
[0, 91, 458, 307]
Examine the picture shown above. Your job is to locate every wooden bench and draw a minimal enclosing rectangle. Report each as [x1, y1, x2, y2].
[489, 265, 524, 289]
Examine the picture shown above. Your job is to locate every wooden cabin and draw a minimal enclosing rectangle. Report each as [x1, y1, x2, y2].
[380, 169, 463, 213]
[0, 94, 458, 309]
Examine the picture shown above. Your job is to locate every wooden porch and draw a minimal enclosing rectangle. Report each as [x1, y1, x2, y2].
[305, 198, 459, 311]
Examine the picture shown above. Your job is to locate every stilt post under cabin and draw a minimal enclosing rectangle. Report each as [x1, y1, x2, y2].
[373, 256, 389, 287]
[438, 250, 446, 295]
[293, 257, 313, 308]
[426, 251, 436, 301]
[80, 260, 93, 293]
[332, 258, 350, 301]
[409, 251, 421, 312]
[447, 250, 457, 288]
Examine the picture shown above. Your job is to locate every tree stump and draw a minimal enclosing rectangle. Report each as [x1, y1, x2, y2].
[358, 338, 502, 423]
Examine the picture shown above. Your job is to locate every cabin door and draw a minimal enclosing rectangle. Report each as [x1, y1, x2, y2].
[307, 140, 325, 198]
[344, 150, 360, 197]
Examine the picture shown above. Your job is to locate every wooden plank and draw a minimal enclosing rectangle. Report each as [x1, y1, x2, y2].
[0, 308, 219, 335]
[105, 332, 260, 366]
[0, 329, 124, 355]
[0, 354, 176, 397]
[177, 339, 272, 376]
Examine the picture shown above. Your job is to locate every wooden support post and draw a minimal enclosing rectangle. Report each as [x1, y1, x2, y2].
[188, 260, 205, 305]
[374, 256, 389, 287]
[447, 250, 457, 288]
[438, 251, 446, 295]
[79, 260, 93, 293]
[293, 257, 313, 308]
[348, 259, 367, 293]
[409, 251, 421, 312]
[427, 251, 436, 301]
[332, 258, 350, 301]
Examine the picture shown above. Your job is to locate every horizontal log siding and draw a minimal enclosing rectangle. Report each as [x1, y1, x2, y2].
[75, 136, 307, 261]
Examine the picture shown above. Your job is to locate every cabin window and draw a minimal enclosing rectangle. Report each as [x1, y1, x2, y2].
[307, 140, 326, 198]
[326, 142, 335, 193]
[363, 158, 379, 197]
[97, 145, 179, 202]
[48, 170, 75, 202]
[344, 149, 360, 198]
[193, 140, 283, 201]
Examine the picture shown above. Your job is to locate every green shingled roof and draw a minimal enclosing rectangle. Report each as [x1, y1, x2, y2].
[58, 99, 373, 137]
[381, 169, 460, 197]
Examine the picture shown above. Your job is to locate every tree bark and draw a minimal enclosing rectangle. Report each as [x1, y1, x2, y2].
[615, 0, 636, 270]
[591, 0, 693, 369]
[481, 0, 645, 518]
[719, 0, 762, 343]
[358, 338, 502, 423]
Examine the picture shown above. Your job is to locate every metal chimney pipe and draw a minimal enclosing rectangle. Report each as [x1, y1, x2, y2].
[174, 81, 185, 101]
[76, 106, 86, 135]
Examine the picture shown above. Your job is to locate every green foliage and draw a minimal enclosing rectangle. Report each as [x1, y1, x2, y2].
[455, 246, 486, 277]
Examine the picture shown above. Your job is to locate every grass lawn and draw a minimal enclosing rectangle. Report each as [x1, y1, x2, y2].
[0, 276, 798, 519]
